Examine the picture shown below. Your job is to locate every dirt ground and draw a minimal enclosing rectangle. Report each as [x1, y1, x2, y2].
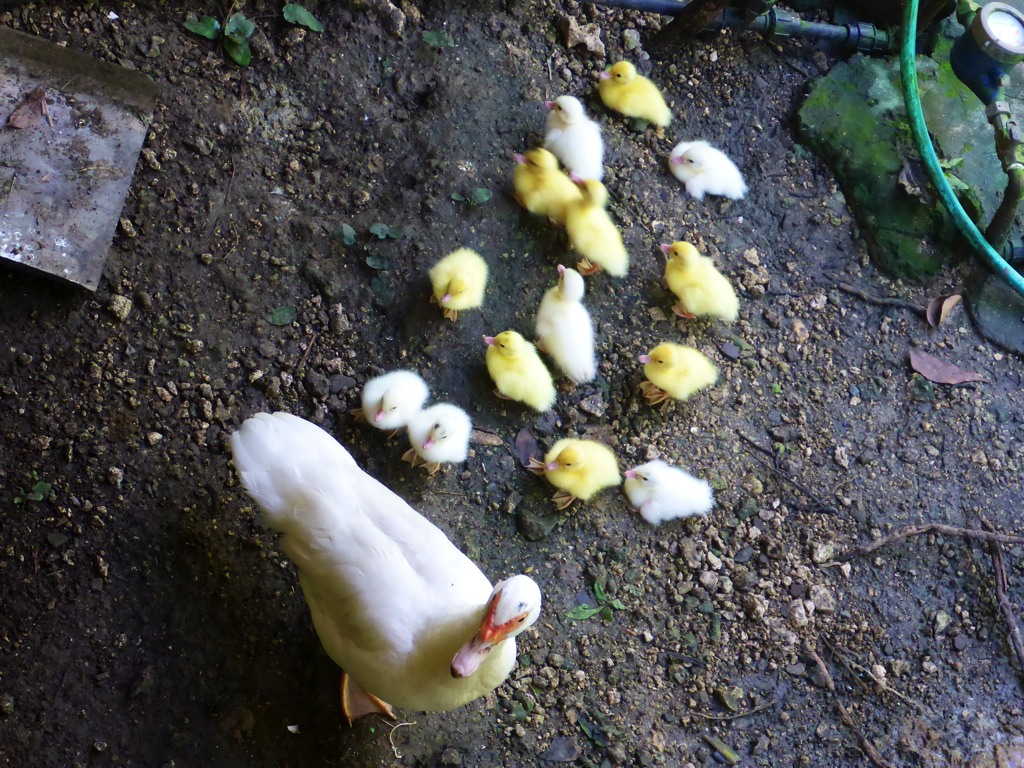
[2, 1, 1023, 766]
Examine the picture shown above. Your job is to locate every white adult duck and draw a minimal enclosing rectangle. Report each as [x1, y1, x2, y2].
[230, 411, 542, 723]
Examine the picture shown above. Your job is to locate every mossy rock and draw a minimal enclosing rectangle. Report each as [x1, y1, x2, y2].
[797, 36, 1012, 280]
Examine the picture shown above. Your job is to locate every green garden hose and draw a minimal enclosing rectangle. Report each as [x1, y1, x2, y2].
[901, 0, 1024, 299]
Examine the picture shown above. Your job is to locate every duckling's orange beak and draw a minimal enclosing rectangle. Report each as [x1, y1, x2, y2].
[639, 354, 651, 364]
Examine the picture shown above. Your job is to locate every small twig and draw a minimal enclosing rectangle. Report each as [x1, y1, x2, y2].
[387, 720, 415, 759]
[805, 643, 897, 768]
[296, 330, 319, 373]
[839, 524, 1024, 561]
[696, 697, 776, 721]
[824, 641, 926, 713]
[835, 282, 925, 317]
[982, 519, 1024, 676]
[736, 431, 837, 513]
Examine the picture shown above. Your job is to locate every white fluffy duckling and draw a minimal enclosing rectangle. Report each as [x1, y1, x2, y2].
[669, 140, 747, 200]
[403, 403, 472, 475]
[534, 264, 596, 384]
[543, 96, 604, 181]
[624, 460, 714, 525]
[360, 370, 429, 431]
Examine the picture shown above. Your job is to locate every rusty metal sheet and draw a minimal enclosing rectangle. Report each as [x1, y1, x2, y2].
[0, 25, 157, 290]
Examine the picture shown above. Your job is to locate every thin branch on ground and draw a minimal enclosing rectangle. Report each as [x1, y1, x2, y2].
[736, 431, 837, 513]
[982, 519, 1024, 676]
[696, 698, 776, 721]
[805, 643, 897, 768]
[835, 282, 925, 316]
[838, 524, 1024, 561]
[824, 640, 926, 713]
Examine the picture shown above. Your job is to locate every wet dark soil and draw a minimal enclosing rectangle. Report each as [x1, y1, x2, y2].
[1, 2, 1023, 767]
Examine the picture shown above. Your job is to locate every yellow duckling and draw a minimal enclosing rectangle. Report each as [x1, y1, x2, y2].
[527, 438, 621, 510]
[597, 62, 672, 127]
[429, 247, 488, 321]
[483, 331, 556, 412]
[638, 343, 718, 405]
[661, 241, 739, 321]
[512, 148, 582, 225]
[565, 180, 628, 277]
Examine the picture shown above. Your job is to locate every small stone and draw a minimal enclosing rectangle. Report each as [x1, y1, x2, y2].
[0, 693, 13, 716]
[305, 371, 331, 400]
[439, 748, 463, 766]
[108, 467, 125, 490]
[922, 659, 938, 674]
[953, 635, 970, 651]
[810, 541, 835, 564]
[108, 295, 133, 322]
[740, 473, 763, 496]
[742, 248, 760, 266]
[719, 341, 741, 360]
[744, 593, 768, 621]
[699, 570, 719, 591]
[934, 610, 952, 635]
[788, 599, 810, 627]
[833, 444, 850, 469]
[808, 584, 836, 613]
[622, 29, 642, 50]
[146, 432, 163, 446]
[578, 394, 606, 417]
[47, 532, 68, 548]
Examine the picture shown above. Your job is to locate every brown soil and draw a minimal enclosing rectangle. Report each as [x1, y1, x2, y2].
[1, 1, 1022, 767]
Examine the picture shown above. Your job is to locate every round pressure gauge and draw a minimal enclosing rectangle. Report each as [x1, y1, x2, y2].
[974, 2, 1024, 63]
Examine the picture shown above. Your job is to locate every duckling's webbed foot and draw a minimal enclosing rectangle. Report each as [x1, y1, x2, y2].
[526, 457, 547, 476]
[551, 490, 577, 510]
[639, 381, 670, 406]
[576, 258, 602, 277]
[443, 308, 458, 322]
[671, 303, 696, 320]
[402, 448, 423, 467]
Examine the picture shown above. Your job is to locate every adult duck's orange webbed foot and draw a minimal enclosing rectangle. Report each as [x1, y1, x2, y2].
[341, 672, 396, 727]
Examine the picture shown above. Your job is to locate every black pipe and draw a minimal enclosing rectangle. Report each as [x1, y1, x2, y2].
[589, 0, 898, 54]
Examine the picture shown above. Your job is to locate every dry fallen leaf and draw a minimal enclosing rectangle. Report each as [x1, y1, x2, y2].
[925, 293, 962, 328]
[541, 735, 582, 762]
[909, 348, 988, 386]
[513, 426, 540, 468]
[7, 87, 47, 129]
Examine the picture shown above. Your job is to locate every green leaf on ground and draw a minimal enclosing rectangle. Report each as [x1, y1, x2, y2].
[334, 223, 357, 246]
[224, 13, 256, 39]
[283, 4, 324, 32]
[223, 36, 252, 66]
[365, 253, 391, 270]
[267, 306, 296, 326]
[470, 187, 493, 204]
[423, 30, 455, 49]
[565, 604, 604, 621]
[27, 480, 52, 501]
[184, 15, 222, 40]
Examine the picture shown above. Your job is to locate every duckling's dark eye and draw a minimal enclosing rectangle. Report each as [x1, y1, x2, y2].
[434, 422, 441, 430]
[615, 73, 622, 78]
